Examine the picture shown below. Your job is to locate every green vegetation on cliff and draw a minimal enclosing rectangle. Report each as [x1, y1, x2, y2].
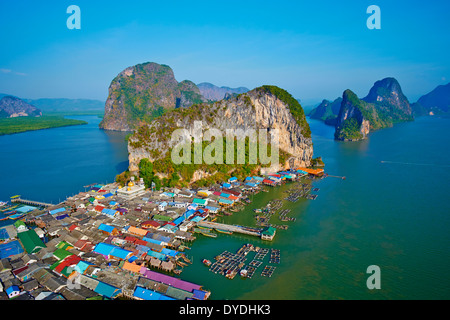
[100, 62, 206, 131]
[259, 85, 311, 139]
[125, 137, 290, 189]
[335, 117, 363, 141]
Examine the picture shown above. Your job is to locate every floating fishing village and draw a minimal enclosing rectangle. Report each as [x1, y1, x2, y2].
[0, 166, 327, 300]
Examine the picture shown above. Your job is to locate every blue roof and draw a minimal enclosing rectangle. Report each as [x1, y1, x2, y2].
[191, 216, 203, 223]
[220, 193, 230, 198]
[56, 214, 69, 220]
[128, 256, 138, 263]
[193, 289, 207, 300]
[16, 205, 36, 213]
[0, 228, 9, 240]
[101, 208, 117, 216]
[205, 206, 219, 212]
[142, 237, 164, 246]
[172, 216, 185, 226]
[222, 183, 232, 189]
[245, 182, 257, 187]
[49, 207, 66, 215]
[146, 250, 166, 260]
[6, 285, 20, 295]
[229, 177, 238, 181]
[98, 224, 116, 233]
[74, 261, 94, 274]
[94, 243, 132, 260]
[135, 245, 150, 254]
[103, 193, 113, 198]
[134, 287, 163, 300]
[0, 240, 24, 259]
[185, 209, 196, 218]
[161, 248, 178, 257]
[253, 176, 264, 181]
[95, 281, 121, 299]
[219, 198, 233, 204]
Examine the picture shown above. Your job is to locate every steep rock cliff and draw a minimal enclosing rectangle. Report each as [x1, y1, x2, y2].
[0, 96, 42, 118]
[128, 86, 313, 180]
[99, 62, 206, 131]
[335, 77, 413, 141]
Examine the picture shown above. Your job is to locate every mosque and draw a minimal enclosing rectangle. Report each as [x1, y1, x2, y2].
[116, 177, 146, 200]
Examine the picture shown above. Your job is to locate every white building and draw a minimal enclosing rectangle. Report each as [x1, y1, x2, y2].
[117, 177, 146, 200]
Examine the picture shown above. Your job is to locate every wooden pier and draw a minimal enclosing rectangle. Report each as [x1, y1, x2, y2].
[11, 197, 53, 208]
[197, 221, 262, 238]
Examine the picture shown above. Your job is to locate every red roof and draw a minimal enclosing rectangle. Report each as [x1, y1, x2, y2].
[124, 236, 138, 243]
[94, 205, 105, 212]
[12, 266, 28, 276]
[263, 179, 275, 184]
[68, 224, 78, 231]
[55, 255, 81, 273]
[141, 220, 160, 228]
[135, 239, 148, 246]
[221, 190, 241, 197]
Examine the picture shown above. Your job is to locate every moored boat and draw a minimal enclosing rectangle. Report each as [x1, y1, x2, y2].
[202, 259, 212, 267]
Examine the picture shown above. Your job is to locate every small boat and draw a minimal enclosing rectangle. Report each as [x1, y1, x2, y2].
[240, 269, 248, 277]
[216, 229, 233, 235]
[8, 213, 25, 220]
[201, 232, 217, 238]
[0, 201, 8, 207]
[203, 259, 212, 267]
[176, 260, 188, 267]
[173, 269, 182, 275]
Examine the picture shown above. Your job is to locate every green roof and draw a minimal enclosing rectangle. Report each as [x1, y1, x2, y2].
[14, 220, 26, 228]
[193, 198, 207, 205]
[53, 248, 73, 260]
[17, 229, 46, 254]
[262, 227, 276, 236]
[56, 241, 72, 250]
[153, 214, 173, 222]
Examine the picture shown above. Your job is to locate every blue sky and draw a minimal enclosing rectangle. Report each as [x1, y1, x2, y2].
[0, 0, 449, 105]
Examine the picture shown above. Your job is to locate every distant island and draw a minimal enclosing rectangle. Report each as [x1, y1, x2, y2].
[197, 82, 249, 101]
[0, 95, 97, 135]
[308, 80, 450, 141]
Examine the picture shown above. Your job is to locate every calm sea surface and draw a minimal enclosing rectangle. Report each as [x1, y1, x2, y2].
[1, 114, 449, 299]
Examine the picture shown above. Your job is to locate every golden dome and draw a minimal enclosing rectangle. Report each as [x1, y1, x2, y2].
[127, 187, 132, 191]
[128, 181, 134, 187]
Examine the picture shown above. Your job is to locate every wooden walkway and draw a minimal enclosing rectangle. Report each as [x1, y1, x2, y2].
[197, 221, 262, 238]
[11, 198, 53, 208]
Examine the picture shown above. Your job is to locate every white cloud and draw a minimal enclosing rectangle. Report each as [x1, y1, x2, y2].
[0, 68, 27, 76]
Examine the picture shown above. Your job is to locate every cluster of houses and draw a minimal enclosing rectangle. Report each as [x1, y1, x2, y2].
[0, 168, 310, 300]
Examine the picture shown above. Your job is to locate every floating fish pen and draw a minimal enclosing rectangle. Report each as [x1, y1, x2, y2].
[269, 249, 281, 264]
[261, 266, 276, 277]
[254, 248, 269, 261]
[307, 194, 318, 200]
[279, 209, 296, 222]
[209, 244, 255, 279]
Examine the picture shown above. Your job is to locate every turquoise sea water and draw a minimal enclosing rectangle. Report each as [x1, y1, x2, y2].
[0, 114, 449, 299]
[0, 116, 129, 225]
